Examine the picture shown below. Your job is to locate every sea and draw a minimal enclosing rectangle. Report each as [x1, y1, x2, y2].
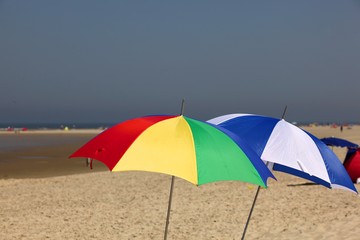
[0, 122, 116, 130]
[0, 122, 111, 152]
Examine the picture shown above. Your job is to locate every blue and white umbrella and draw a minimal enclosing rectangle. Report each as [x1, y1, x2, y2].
[208, 113, 357, 194]
[321, 137, 359, 149]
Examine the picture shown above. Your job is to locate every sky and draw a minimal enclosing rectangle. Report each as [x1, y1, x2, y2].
[1, 1, 360, 124]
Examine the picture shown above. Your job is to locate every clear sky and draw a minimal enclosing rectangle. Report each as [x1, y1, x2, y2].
[1, 1, 359, 124]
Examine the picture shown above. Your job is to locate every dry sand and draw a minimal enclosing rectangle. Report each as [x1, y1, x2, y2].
[0, 126, 360, 240]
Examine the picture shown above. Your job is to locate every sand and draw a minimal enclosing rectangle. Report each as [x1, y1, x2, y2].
[0, 126, 359, 240]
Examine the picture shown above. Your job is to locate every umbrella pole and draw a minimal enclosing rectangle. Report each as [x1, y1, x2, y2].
[241, 185, 261, 240]
[242, 106, 288, 239]
[164, 175, 175, 240]
[164, 99, 185, 240]
[281, 105, 287, 119]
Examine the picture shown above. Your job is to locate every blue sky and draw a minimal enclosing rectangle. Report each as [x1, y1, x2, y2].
[1, 1, 360, 124]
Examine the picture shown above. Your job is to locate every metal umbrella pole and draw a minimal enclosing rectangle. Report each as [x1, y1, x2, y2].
[163, 99, 185, 240]
[241, 106, 287, 240]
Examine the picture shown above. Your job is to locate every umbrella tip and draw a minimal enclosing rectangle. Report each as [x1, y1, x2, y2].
[281, 105, 288, 119]
[180, 99, 185, 115]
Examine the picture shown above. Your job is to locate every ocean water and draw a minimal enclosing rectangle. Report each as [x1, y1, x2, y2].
[0, 122, 116, 130]
[0, 134, 94, 152]
[0, 123, 109, 152]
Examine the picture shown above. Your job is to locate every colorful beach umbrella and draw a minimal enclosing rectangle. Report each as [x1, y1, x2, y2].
[70, 115, 274, 186]
[208, 113, 357, 193]
[70, 114, 275, 239]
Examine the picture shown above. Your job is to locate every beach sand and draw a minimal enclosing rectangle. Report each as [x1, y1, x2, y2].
[0, 126, 359, 239]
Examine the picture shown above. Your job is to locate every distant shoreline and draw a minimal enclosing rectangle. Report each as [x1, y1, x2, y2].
[0, 128, 104, 135]
[0, 122, 115, 131]
[0, 121, 359, 131]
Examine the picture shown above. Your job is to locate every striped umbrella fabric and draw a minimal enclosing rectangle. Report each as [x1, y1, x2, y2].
[70, 115, 275, 187]
[208, 113, 357, 194]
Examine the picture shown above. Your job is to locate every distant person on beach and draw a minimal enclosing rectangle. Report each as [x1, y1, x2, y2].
[340, 125, 343, 132]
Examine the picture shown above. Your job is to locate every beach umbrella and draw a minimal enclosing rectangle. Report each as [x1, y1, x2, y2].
[343, 148, 360, 183]
[208, 113, 358, 239]
[320, 137, 359, 183]
[70, 111, 275, 239]
[208, 113, 357, 193]
[321, 137, 359, 149]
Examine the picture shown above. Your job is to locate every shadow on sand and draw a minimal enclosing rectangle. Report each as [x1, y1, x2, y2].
[287, 182, 319, 187]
